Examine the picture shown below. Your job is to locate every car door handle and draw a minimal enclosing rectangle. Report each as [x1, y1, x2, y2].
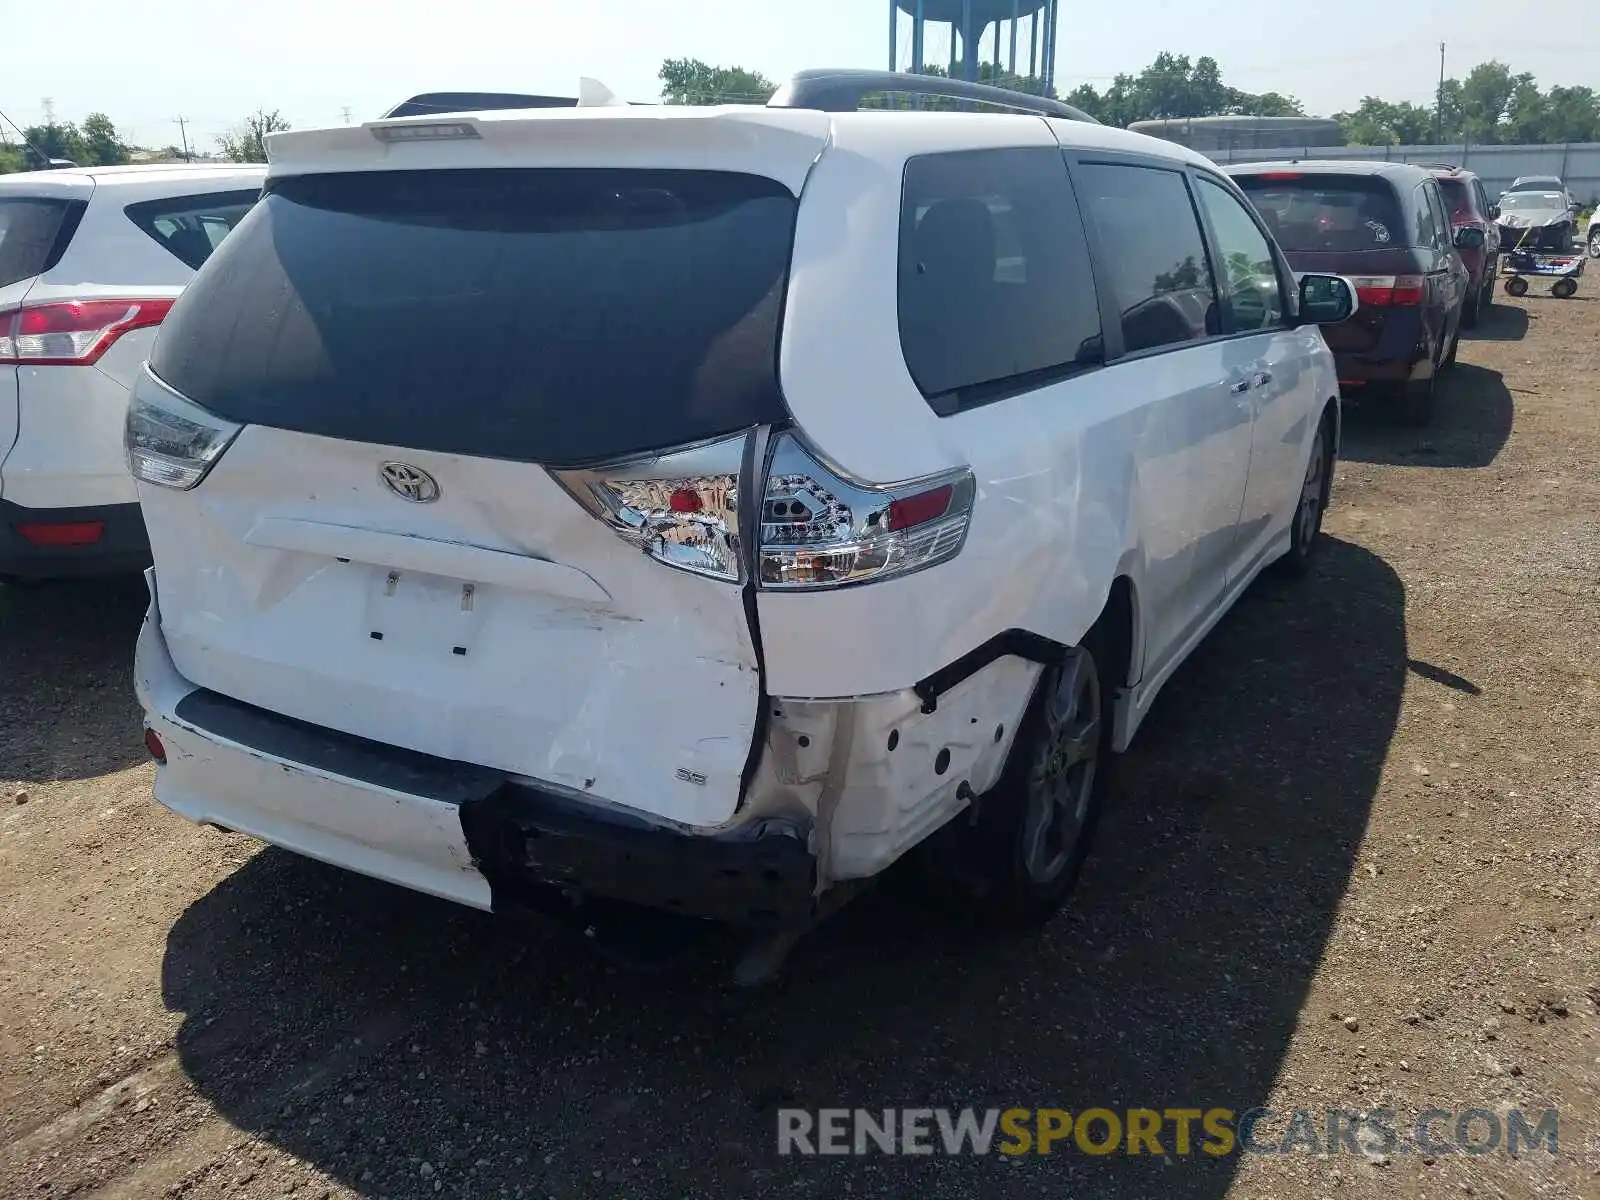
[1250, 370, 1273, 390]
[1229, 378, 1252, 395]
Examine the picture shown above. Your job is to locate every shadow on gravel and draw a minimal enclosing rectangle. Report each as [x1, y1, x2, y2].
[1463, 303, 1528, 342]
[0, 574, 148, 783]
[1340, 363, 1512, 470]
[163, 537, 1405, 1200]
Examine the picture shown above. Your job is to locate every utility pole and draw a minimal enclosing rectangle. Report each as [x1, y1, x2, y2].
[42, 97, 56, 126]
[1435, 42, 1446, 145]
[340, 106, 352, 125]
[173, 116, 192, 162]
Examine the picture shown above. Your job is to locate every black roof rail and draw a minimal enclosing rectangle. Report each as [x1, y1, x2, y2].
[382, 92, 579, 118]
[767, 69, 1098, 123]
[1417, 162, 1462, 171]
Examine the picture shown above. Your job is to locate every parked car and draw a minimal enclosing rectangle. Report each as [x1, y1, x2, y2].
[1588, 207, 1600, 259]
[1429, 165, 1501, 327]
[1496, 190, 1577, 253]
[1504, 174, 1575, 212]
[0, 163, 265, 582]
[1228, 160, 1477, 426]
[129, 72, 1355, 974]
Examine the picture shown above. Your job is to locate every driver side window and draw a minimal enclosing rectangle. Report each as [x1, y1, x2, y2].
[1195, 176, 1283, 331]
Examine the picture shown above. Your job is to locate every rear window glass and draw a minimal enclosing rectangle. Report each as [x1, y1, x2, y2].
[1234, 175, 1407, 253]
[151, 169, 796, 467]
[0, 198, 80, 289]
[124, 189, 260, 270]
[1498, 192, 1566, 212]
[898, 148, 1103, 410]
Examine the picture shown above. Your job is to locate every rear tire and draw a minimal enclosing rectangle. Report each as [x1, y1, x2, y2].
[936, 631, 1112, 928]
[1441, 325, 1460, 371]
[1588, 230, 1600, 260]
[1552, 276, 1578, 299]
[1461, 291, 1480, 329]
[1505, 276, 1529, 297]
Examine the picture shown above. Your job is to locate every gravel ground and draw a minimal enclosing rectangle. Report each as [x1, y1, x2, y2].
[2, 293, 1598, 1200]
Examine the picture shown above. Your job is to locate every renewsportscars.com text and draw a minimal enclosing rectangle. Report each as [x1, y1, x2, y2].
[777, 1107, 1560, 1158]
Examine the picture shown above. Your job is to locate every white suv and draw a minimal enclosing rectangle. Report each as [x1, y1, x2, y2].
[129, 73, 1355, 968]
[0, 163, 264, 581]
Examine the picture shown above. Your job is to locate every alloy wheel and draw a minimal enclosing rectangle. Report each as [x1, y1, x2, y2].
[1019, 656, 1101, 885]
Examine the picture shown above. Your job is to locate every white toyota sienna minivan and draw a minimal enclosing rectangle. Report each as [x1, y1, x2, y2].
[130, 72, 1355, 967]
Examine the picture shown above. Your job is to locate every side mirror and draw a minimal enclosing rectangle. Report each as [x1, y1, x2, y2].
[1454, 226, 1485, 250]
[1297, 273, 1358, 326]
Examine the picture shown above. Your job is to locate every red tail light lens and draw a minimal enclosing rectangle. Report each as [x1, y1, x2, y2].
[1389, 275, 1426, 306]
[0, 298, 175, 366]
[143, 729, 167, 765]
[1345, 275, 1425, 308]
[13, 520, 104, 547]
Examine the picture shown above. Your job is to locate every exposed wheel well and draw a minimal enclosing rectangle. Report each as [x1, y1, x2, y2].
[1091, 576, 1137, 695]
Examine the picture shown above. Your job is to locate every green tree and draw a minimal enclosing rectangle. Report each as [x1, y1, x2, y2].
[1334, 97, 1436, 146]
[0, 142, 25, 175]
[658, 59, 776, 105]
[1455, 61, 1519, 143]
[1059, 53, 1302, 125]
[218, 109, 290, 163]
[80, 113, 129, 165]
[1537, 86, 1600, 143]
[21, 121, 88, 165]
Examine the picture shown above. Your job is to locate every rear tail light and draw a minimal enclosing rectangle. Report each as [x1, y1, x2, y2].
[0, 299, 174, 366]
[143, 728, 167, 765]
[554, 433, 746, 583]
[13, 521, 104, 547]
[757, 433, 973, 590]
[1346, 275, 1425, 308]
[555, 429, 976, 589]
[125, 366, 242, 491]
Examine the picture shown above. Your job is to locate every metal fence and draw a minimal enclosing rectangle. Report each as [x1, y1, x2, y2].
[1201, 141, 1600, 205]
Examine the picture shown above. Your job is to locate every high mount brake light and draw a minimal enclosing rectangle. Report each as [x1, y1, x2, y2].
[125, 367, 242, 491]
[554, 431, 977, 589]
[0, 299, 174, 366]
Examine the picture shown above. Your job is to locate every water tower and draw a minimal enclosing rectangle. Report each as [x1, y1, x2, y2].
[889, 0, 1059, 95]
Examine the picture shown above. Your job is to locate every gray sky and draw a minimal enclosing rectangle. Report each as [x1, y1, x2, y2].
[2, 0, 1597, 150]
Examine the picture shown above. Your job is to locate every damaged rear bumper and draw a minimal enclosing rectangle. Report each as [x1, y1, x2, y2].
[136, 569, 1045, 926]
[135, 569, 816, 924]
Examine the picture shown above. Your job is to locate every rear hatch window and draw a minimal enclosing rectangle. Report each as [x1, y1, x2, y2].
[0, 197, 84, 289]
[151, 168, 797, 467]
[1234, 175, 1407, 253]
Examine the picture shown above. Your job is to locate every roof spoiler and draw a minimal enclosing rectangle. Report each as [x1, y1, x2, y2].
[381, 84, 645, 118]
[767, 68, 1098, 123]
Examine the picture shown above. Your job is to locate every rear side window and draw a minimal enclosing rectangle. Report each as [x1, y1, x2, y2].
[1435, 176, 1471, 223]
[0, 198, 83, 289]
[124, 189, 260, 271]
[1075, 162, 1217, 354]
[898, 148, 1102, 410]
[1412, 184, 1444, 250]
[1424, 183, 1452, 246]
[1235, 175, 1406, 253]
[150, 169, 796, 467]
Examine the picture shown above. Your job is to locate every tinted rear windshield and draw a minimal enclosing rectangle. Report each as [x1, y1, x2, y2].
[1235, 175, 1406, 253]
[151, 169, 797, 466]
[0, 197, 80, 289]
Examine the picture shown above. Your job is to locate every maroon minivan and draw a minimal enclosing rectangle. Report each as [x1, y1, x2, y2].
[1227, 161, 1480, 426]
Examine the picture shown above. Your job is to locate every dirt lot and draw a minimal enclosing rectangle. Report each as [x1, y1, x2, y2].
[2, 293, 1598, 1200]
